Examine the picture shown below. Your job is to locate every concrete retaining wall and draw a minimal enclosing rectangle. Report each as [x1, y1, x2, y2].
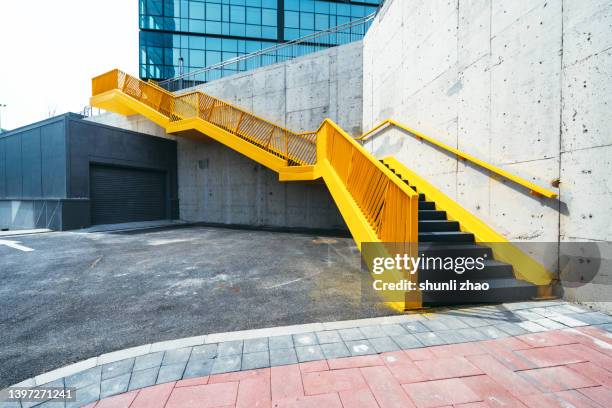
[362, 0, 612, 310]
[186, 41, 364, 136]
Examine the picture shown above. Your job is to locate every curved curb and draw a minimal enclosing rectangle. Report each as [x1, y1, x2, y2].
[9, 312, 421, 389]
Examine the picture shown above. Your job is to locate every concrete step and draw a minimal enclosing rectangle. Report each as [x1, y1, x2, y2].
[419, 201, 436, 211]
[419, 231, 475, 243]
[419, 220, 459, 232]
[418, 210, 447, 220]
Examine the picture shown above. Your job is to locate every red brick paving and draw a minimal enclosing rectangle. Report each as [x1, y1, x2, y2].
[85, 327, 612, 408]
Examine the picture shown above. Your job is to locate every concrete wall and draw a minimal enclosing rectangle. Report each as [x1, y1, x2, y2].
[187, 41, 364, 136]
[362, 0, 612, 309]
[177, 137, 345, 231]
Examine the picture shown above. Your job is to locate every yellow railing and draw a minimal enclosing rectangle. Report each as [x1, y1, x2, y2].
[92, 69, 316, 166]
[320, 120, 419, 245]
[358, 119, 558, 199]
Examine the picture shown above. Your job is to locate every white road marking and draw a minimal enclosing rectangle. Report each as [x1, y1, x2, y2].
[0, 239, 34, 252]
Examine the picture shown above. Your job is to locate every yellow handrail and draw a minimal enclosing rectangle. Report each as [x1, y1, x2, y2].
[357, 119, 558, 199]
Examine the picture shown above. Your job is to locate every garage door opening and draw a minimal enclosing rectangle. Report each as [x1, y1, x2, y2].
[90, 165, 168, 226]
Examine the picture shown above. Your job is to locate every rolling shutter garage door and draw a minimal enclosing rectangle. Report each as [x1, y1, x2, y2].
[90, 165, 167, 225]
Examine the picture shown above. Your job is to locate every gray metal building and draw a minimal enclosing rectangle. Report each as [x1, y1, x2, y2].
[0, 113, 178, 230]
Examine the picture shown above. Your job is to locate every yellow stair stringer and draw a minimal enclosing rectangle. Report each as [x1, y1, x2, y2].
[91, 89, 171, 128]
[382, 157, 554, 291]
[318, 158, 413, 312]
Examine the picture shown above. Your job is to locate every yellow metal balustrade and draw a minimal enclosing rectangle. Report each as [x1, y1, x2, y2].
[91, 69, 555, 309]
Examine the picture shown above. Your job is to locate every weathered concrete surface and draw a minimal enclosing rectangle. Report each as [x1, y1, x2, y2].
[188, 41, 364, 136]
[177, 137, 346, 230]
[362, 0, 612, 311]
[0, 225, 392, 388]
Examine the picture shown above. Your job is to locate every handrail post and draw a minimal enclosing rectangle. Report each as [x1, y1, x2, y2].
[234, 112, 244, 134]
[285, 131, 289, 163]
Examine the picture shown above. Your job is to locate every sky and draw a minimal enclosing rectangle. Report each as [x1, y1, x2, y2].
[0, 0, 138, 130]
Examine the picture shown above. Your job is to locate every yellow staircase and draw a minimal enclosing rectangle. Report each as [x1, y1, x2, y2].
[91, 69, 557, 310]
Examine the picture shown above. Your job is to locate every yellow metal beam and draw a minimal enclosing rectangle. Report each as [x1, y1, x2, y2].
[278, 165, 320, 181]
[90, 90, 170, 128]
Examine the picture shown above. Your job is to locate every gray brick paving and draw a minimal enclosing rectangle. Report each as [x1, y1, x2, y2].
[183, 358, 214, 378]
[101, 358, 134, 381]
[66, 383, 100, 408]
[100, 372, 130, 398]
[369, 336, 401, 353]
[241, 352, 270, 370]
[270, 348, 298, 366]
[420, 318, 451, 331]
[64, 367, 101, 389]
[401, 320, 430, 333]
[191, 344, 218, 360]
[358, 325, 386, 339]
[128, 367, 159, 391]
[568, 312, 612, 325]
[476, 325, 509, 339]
[393, 334, 424, 349]
[217, 340, 243, 356]
[457, 315, 493, 328]
[413, 331, 446, 346]
[345, 340, 376, 356]
[162, 348, 192, 365]
[243, 338, 268, 354]
[338, 328, 365, 341]
[133, 352, 164, 371]
[496, 322, 529, 336]
[316, 330, 342, 344]
[457, 328, 490, 342]
[14, 301, 611, 408]
[211, 356, 241, 374]
[292, 333, 317, 347]
[320, 342, 351, 359]
[516, 321, 547, 333]
[156, 363, 186, 384]
[381, 324, 408, 337]
[295, 345, 325, 362]
[533, 318, 566, 330]
[436, 330, 469, 344]
[268, 335, 294, 350]
[547, 314, 589, 327]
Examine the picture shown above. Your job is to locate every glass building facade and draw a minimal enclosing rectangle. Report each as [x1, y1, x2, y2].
[139, 0, 382, 81]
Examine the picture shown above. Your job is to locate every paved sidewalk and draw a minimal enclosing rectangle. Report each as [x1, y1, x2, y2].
[3, 300, 611, 407]
[85, 325, 612, 407]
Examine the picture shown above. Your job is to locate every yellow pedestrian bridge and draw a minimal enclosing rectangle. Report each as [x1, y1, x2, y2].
[91, 69, 558, 311]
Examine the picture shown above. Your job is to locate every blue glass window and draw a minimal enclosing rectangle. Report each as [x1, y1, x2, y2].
[140, 0, 382, 81]
[206, 3, 221, 20]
